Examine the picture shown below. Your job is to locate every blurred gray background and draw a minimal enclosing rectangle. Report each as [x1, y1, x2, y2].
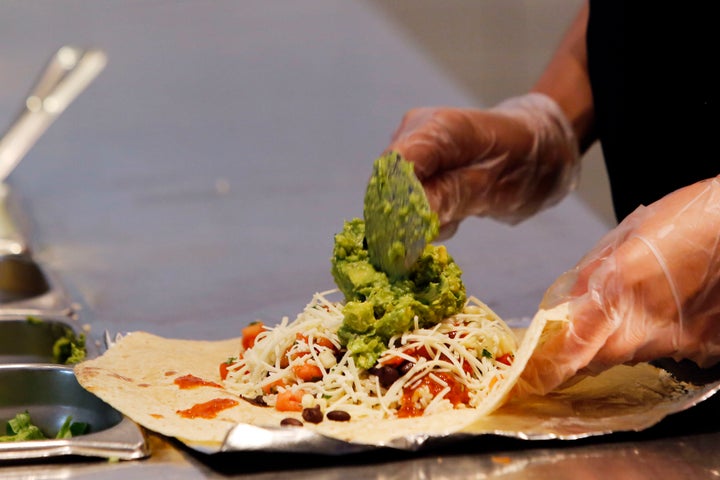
[0, 0, 612, 341]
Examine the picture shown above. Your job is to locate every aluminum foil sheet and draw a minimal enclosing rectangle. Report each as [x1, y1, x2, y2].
[188, 360, 720, 455]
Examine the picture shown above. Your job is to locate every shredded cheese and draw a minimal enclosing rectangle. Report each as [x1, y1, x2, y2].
[223, 290, 518, 420]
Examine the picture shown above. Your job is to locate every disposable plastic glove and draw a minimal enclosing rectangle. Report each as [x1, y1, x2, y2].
[385, 93, 580, 238]
[517, 175, 720, 396]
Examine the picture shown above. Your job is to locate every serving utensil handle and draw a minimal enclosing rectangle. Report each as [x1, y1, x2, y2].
[0, 46, 107, 182]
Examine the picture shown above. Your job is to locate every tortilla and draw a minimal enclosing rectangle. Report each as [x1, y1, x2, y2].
[74, 298, 556, 450]
[73, 302, 720, 452]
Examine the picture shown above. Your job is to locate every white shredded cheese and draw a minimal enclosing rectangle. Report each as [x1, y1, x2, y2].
[224, 291, 518, 420]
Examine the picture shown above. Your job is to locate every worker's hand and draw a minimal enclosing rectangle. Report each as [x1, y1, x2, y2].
[518, 175, 720, 395]
[385, 93, 580, 238]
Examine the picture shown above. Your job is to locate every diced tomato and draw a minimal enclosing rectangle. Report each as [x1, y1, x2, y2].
[379, 354, 405, 367]
[262, 378, 287, 394]
[380, 345, 429, 367]
[219, 362, 230, 380]
[312, 336, 336, 350]
[283, 334, 336, 368]
[295, 333, 335, 351]
[241, 322, 266, 350]
[496, 353, 514, 366]
[292, 362, 323, 382]
[219, 357, 238, 380]
[275, 389, 306, 412]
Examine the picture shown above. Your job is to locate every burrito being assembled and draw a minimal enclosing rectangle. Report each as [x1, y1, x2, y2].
[74, 216, 551, 447]
[222, 290, 518, 423]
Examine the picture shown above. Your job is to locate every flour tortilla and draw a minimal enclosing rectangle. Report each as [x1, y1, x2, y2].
[74, 305, 565, 451]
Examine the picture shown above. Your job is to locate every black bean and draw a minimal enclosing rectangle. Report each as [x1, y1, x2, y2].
[240, 395, 268, 407]
[302, 405, 324, 424]
[399, 361, 415, 375]
[326, 410, 351, 422]
[375, 365, 400, 388]
[280, 417, 303, 427]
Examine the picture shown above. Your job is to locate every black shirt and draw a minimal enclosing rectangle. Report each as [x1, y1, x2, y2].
[586, 1, 718, 222]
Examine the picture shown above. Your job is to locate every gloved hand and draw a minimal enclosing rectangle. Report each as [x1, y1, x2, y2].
[385, 93, 580, 238]
[517, 175, 720, 396]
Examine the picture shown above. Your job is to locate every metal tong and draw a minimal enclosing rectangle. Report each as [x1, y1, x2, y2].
[0, 45, 107, 182]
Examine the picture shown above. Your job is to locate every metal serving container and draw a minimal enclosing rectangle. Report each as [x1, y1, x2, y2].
[0, 183, 148, 463]
[0, 364, 148, 460]
[0, 314, 149, 461]
[0, 182, 73, 317]
[0, 315, 94, 364]
[0, 290, 149, 462]
[0, 254, 75, 318]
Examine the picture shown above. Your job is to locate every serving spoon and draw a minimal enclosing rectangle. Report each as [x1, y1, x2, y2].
[0, 45, 107, 182]
[363, 152, 439, 278]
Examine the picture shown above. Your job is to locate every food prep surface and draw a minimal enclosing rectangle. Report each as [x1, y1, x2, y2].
[1, 1, 719, 478]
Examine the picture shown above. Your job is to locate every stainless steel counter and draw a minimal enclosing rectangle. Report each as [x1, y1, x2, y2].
[1, 1, 718, 478]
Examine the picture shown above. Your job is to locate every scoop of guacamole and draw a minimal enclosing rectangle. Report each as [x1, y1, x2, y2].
[331, 218, 466, 369]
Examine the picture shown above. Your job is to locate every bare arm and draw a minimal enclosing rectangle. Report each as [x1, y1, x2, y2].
[383, 5, 591, 233]
[531, 2, 595, 154]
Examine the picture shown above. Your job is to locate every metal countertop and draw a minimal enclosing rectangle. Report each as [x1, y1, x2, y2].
[1, 1, 718, 478]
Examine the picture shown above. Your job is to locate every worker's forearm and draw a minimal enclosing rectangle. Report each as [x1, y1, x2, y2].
[531, 2, 595, 154]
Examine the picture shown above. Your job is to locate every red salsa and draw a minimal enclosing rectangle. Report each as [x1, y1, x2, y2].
[176, 398, 239, 419]
[397, 372, 469, 418]
[174, 374, 222, 389]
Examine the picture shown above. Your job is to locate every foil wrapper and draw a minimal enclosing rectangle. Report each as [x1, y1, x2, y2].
[78, 331, 720, 456]
[203, 360, 720, 455]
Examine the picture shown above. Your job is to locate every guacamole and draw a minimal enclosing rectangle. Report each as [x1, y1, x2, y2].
[331, 218, 466, 369]
[363, 152, 439, 278]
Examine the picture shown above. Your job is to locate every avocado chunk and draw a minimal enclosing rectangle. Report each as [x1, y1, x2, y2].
[331, 218, 466, 369]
